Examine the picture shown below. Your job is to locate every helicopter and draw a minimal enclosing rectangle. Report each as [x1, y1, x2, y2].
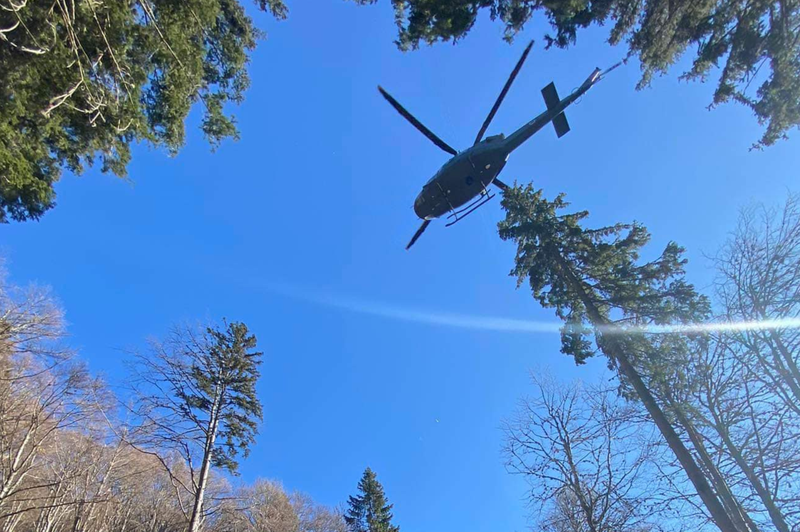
[378, 41, 610, 250]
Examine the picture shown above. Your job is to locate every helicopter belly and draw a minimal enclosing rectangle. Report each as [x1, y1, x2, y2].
[413, 148, 508, 220]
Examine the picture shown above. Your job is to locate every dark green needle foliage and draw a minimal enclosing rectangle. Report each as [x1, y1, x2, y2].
[0, 0, 287, 222]
[498, 184, 709, 365]
[353, 0, 800, 148]
[345, 468, 400, 532]
[192, 321, 264, 473]
[136, 320, 263, 475]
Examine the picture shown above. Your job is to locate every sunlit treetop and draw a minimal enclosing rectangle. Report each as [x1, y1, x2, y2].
[354, 0, 800, 149]
[498, 185, 710, 364]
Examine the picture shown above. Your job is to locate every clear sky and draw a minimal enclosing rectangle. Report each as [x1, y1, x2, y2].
[2, 2, 799, 532]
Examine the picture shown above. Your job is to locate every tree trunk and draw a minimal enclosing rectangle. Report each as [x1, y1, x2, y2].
[766, 329, 800, 403]
[0, 418, 37, 504]
[76, 443, 122, 532]
[188, 388, 222, 532]
[550, 249, 742, 532]
[561, 429, 600, 532]
[707, 410, 790, 532]
[669, 402, 759, 532]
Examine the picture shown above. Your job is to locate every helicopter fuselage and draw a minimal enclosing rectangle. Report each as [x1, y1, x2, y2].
[413, 135, 509, 220]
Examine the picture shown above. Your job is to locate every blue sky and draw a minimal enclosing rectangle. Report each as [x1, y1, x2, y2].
[2, 1, 799, 532]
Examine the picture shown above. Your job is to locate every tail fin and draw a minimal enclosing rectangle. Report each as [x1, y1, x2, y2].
[541, 82, 570, 138]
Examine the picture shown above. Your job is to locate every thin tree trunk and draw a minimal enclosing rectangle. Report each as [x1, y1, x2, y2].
[188, 387, 222, 532]
[561, 429, 600, 532]
[0, 418, 38, 504]
[670, 402, 759, 532]
[550, 249, 742, 532]
[706, 409, 791, 532]
[79, 441, 123, 531]
[766, 329, 800, 402]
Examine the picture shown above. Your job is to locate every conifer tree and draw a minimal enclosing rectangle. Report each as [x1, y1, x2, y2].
[344, 468, 399, 532]
[498, 185, 743, 532]
[132, 320, 263, 532]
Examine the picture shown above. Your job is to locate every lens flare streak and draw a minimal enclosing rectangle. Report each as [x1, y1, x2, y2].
[262, 282, 800, 336]
[596, 318, 800, 335]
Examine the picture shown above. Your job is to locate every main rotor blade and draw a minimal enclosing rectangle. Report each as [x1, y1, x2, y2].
[473, 40, 534, 145]
[378, 86, 458, 156]
[492, 177, 510, 191]
[406, 220, 431, 250]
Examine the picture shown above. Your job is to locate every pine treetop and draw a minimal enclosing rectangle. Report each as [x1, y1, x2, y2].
[344, 468, 399, 532]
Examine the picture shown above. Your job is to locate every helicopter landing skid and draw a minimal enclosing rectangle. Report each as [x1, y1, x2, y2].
[445, 184, 495, 227]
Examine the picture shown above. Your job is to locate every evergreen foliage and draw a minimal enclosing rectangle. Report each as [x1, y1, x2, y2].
[344, 468, 400, 532]
[353, 0, 800, 148]
[0, 0, 287, 222]
[190, 321, 264, 473]
[498, 185, 708, 365]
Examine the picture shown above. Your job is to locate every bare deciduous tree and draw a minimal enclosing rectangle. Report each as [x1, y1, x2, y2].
[656, 194, 800, 532]
[715, 194, 800, 411]
[504, 373, 689, 532]
[210, 480, 347, 532]
[0, 268, 105, 529]
[614, 194, 800, 532]
[293, 493, 348, 532]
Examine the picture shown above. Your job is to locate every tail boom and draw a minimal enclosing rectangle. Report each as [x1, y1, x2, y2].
[502, 67, 602, 153]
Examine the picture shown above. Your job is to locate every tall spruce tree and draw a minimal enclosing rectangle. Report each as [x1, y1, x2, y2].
[352, 0, 800, 148]
[0, 0, 287, 222]
[132, 320, 263, 532]
[344, 468, 399, 532]
[498, 185, 744, 532]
